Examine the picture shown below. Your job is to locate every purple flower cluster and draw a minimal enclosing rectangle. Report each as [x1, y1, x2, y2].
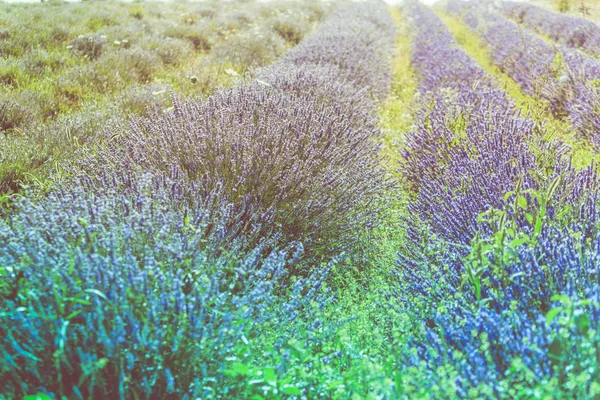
[0, 171, 332, 398]
[503, 1, 600, 56]
[449, 0, 600, 148]
[82, 1, 395, 256]
[402, 1, 536, 245]
[397, 3, 600, 394]
[398, 203, 600, 395]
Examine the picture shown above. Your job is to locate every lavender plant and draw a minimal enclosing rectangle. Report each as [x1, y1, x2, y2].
[0, 2, 397, 397]
[0, 169, 333, 398]
[401, 1, 537, 245]
[396, 3, 600, 396]
[82, 1, 395, 257]
[448, 0, 600, 149]
[0, 0, 327, 197]
[503, 1, 600, 56]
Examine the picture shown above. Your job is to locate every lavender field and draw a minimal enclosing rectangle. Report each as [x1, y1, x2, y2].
[0, 0, 599, 398]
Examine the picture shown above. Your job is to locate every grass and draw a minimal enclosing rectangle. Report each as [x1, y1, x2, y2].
[438, 10, 599, 169]
[379, 8, 419, 178]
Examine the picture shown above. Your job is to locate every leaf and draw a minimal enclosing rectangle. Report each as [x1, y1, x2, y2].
[281, 386, 302, 395]
[328, 379, 347, 390]
[66, 310, 84, 321]
[546, 307, 562, 326]
[24, 394, 52, 400]
[284, 340, 304, 359]
[524, 213, 534, 225]
[517, 196, 527, 210]
[515, 175, 523, 193]
[551, 294, 570, 304]
[546, 175, 562, 201]
[84, 289, 109, 302]
[65, 297, 92, 306]
[548, 338, 564, 362]
[96, 358, 109, 370]
[534, 217, 543, 236]
[510, 237, 530, 247]
[575, 314, 590, 335]
[497, 211, 506, 230]
[224, 362, 250, 377]
[263, 367, 276, 386]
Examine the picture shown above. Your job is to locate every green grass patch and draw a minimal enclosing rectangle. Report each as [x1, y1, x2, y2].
[379, 8, 419, 178]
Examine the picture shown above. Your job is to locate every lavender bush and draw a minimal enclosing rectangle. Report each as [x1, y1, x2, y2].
[401, 1, 537, 245]
[0, 169, 333, 398]
[82, 2, 395, 257]
[396, 3, 600, 395]
[503, 1, 600, 56]
[448, 0, 600, 148]
[0, 2, 397, 397]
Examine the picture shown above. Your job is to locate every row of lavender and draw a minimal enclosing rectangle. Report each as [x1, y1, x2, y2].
[402, 0, 536, 245]
[448, 0, 600, 149]
[0, 2, 395, 397]
[397, 2, 599, 395]
[502, 1, 600, 56]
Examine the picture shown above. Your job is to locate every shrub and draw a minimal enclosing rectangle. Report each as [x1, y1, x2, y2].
[502, 1, 600, 55]
[128, 4, 144, 20]
[215, 9, 255, 31]
[81, 1, 394, 258]
[395, 209, 600, 397]
[0, 57, 26, 88]
[43, 100, 125, 146]
[50, 24, 73, 43]
[164, 23, 213, 51]
[21, 49, 69, 77]
[151, 37, 193, 67]
[53, 71, 87, 110]
[110, 47, 162, 83]
[0, 133, 56, 195]
[282, 5, 396, 99]
[450, 0, 600, 147]
[85, 11, 117, 31]
[395, 4, 600, 397]
[558, 0, 571, 13]
[268, 13, 311, 45]
[255, 61, 377, 129]
[89, 84, 388, 256]
[0, 169, 333, 398]
[212, 26, 287, 67]
[0, 96, 30, 133]
[120, 83, 173, 116]
[69, 33, 106, 60]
